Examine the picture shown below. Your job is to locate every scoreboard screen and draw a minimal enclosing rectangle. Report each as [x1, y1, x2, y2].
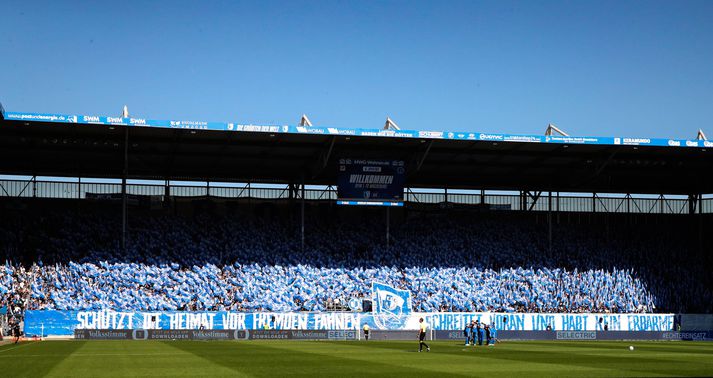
[337, 159, 405, 205]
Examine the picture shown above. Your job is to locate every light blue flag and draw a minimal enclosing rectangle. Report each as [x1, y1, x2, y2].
[371, 282, 412, 330]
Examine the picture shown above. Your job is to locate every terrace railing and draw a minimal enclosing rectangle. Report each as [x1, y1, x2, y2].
[0, 178, 709, 214]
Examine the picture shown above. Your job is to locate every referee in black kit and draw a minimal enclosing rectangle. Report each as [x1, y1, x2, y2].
[418, 318, 430, 352]
[12, 319, 22, 344]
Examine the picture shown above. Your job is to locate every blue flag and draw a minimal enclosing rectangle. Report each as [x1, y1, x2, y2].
[371, 282, 412, 330]
[372, 282, 411, 316]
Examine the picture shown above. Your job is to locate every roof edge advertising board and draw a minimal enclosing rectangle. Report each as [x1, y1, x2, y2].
[3, 109, 711, 149]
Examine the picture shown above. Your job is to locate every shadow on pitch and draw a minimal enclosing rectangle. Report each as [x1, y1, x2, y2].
[164, 340, 467, 377]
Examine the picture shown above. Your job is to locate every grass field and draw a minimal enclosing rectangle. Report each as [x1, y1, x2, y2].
[1, 340, 712, 377]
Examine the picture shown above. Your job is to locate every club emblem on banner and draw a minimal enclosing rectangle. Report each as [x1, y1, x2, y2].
[371, 282, 411, 330]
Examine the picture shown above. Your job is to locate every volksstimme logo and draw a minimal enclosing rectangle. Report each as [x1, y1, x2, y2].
[194, 330, 232, 339]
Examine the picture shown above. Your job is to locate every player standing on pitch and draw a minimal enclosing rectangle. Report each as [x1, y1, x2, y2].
[476, 320, 484, 346]
[418, 318, 430, 352]
[463, 322, 471, 346]
[12, 319, 21, 344]
[488, 322, 499, 346]
[363, 324, 369, 341]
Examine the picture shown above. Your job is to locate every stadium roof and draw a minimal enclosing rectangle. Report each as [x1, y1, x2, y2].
[1, 106, 712, 194]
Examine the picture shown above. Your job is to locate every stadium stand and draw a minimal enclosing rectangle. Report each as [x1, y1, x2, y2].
[1, 200, 710, 316]
[1, 107, 712, 333]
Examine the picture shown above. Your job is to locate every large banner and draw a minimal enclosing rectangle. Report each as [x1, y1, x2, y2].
[24, 310, 674, 336]
[337, 159, 405, 202]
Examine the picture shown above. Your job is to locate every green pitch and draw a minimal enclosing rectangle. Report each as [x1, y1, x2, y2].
[1, 340, 712, 377]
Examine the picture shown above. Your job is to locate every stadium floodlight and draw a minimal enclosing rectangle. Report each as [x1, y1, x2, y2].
[696, 129, 707, 141]
[299, 114, 313, 127]
[122, 105, 129, 118]
[384, 117, 400, 131]
[544, 123, 568, 137]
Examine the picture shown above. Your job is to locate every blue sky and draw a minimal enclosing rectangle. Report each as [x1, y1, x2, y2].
[1, 0, 712, 138]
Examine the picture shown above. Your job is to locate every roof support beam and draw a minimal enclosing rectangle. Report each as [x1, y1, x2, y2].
[310, 136, 336, 179]
[527, 191, 542, 211]
[322, 137, 336, 169]
[414, 140, 434, 173]
[299, 114, 313, 127]
[545, 123, 568, 136]
[384, 117, 400, 130]
[571, 148, 618, 189]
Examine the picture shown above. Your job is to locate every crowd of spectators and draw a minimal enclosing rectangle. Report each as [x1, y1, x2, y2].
[1, 207, 710, 315]
[0, 264, 29, 336]
[1, 262, 654, 313]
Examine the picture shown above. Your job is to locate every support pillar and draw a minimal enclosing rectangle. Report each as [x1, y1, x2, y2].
[592, 193, 596, 213]
[301, 180, 305, 253]
[164, 179, 171, 210]
[386, 206, 390, 248]
[688, 194, 698, 215]
[164, 179, 170, 198]
[548, 191, 552, 254]
[556, 191, 560, 224]
[122, 127, 128, 253]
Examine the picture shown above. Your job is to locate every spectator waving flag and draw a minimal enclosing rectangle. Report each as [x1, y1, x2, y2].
[372, 282, 412, 330]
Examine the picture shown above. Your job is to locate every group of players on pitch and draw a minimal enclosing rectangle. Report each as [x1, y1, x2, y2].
[362, 318, 497, 353]
[463, 319, 497, 347]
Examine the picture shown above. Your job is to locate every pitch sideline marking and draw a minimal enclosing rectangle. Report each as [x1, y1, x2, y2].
[0, 352, 187, 358]
[0, 342, 38, 354]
